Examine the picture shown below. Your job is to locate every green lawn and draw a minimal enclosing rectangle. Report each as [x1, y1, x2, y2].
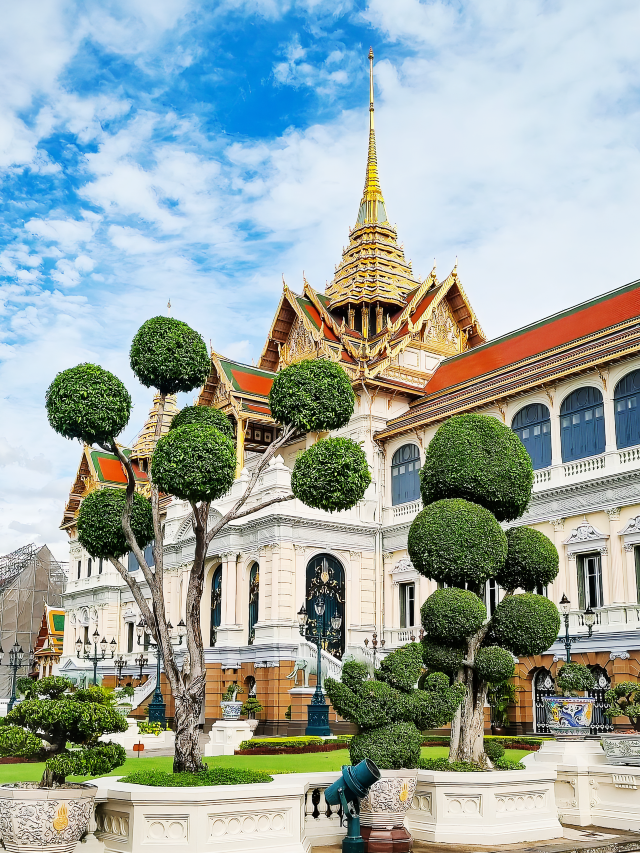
[0, 747, 531, 784]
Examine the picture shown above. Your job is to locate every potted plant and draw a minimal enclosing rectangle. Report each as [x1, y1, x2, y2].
[241, 697, 263, 733]
[325, 643, 464, 850]
[601, 681, 640, 764]
[488, 679, 521, 736]
[0, 676, 127, 853]
[542, 662, 595, 737]
[220, 683, 244, 720]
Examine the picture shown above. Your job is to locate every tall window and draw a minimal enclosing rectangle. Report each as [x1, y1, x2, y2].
[210, 566, 222, 646]
[391, 444, 421, 506]
[248, 562, 259, 645]
[126, 622, 134, 653]
[485, 578, 500, 616]
[615, 369, 640, 449]
[77, 560, 81, 580]
[512, 404, 551, 469]
[634, 547, 640, 605]
[560, 388, 605, 462]
[127, 543, 155, 573]
[98, 558, 103, 574]
[399, 582, 415, 628]
[87, 558, 92, 578]
[306, 554, 345, 658]
[577, 552, 604, 609]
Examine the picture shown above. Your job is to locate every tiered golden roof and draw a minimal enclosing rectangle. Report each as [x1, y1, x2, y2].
[325, 48, 420, 314]
[131, 393, 179, 461]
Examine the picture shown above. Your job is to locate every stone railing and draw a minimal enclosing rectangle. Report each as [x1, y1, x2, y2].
[383, 627, 418, 648]
[298, 638, 343, 681]
[131, 671, 157, 710]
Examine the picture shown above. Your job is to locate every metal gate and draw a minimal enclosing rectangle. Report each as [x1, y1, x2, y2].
[588, 666, 613, 734]
[534, 669, 555, 733]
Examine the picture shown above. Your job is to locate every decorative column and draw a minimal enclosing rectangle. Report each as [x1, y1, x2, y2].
[216, 552, 240, 646]
[548, 519, 566, 603]
[349, 551, 362, 635]
[607, 508, 625, 604]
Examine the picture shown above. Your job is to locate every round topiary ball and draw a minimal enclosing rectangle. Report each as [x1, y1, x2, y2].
[269, 359, 355, 431]
[490, 593, 560, 657]
[421, 639, 465, 674]
[408, 499, 507, 589]
[421, 588, 487, 642]
[151, 423, 235, 502]
[77, 489, 153, 559]
[496, 526, 559, 592]
[349, 721, 423, 770]
[46, 364, 131, 447]
[130, 317, 210, 395]
[170, 405, 234, 440]
[420, 414, 534, 522]
[291, 437, 371, 512]
[474, 646, 515, 684]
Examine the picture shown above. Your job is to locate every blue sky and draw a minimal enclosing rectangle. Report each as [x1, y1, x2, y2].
[2, 0, 640, 559]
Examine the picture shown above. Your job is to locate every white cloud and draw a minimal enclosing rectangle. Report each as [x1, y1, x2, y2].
[25, 218, 96, 252]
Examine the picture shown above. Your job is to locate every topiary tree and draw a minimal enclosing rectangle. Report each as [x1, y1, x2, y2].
[555, 662, 595, 697]
[46, 317, 370, 775]
[325, 644, 465, 769]
[409, 414, 560, 766]
[604, 681, 640, 731]
[0, 677, 127, 788]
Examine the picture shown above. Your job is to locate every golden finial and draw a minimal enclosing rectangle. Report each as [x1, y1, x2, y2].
[167, 299, 172, 316]
[356, 48, 388, 227]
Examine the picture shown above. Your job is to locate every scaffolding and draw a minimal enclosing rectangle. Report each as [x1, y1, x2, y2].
[0, 544, 66, 701]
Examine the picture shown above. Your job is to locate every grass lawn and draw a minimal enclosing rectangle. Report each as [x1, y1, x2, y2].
[0, 747, 531, 784]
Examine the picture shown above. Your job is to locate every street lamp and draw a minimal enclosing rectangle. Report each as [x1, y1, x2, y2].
[134, 653, 148, 683]
[137, 617, 166, 726]
[114, 654, 126, 685]
[76, 629, 115, 685]
[558, 593, 596, 662]
[7, 642, 24, 711]
[298, 595, 342, 737]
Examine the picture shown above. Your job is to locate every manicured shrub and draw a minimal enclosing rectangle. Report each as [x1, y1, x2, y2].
[291, 437, 370, 512]
[495, 758, 525, 770]
[130, 316, 211, 395]
[408, 499, 507, 589]
[350, 722, 423, 770]
[497, 527, 559, 592]
[120, 767, 273, 786]
[152, 423, 236, 502]
[269, 359, 355, 431]
[46, 364, 131, 446]
[555, 662, 595, 696]
[604, 681, 640, 728]
[418, 757, 485, 772]
[421, 639, 465, 674]
[474, 646, 515, 684]
[78, 488, 153, 560]
[421, 588, 486, 642]
[170, 405, 234, 440]
[420, 414, 533, 522]
[483, 739, 505, 762]
[375, 642, 424, 692]
[490, 593, 560, 657]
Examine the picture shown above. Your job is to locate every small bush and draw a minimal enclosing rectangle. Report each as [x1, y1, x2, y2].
[418, 757, 485, 772]
[497, 527, 559, 592]
[490, 593, 560, 656]
[120, 767, 273, 786]
[421, 639, 465, 674]
[495, 758, 526, 770]
[421, 588, 486, 642]
[137, 721, 162, 736]
[555, 662, 595, 696]
[474, 646, 515, 684]
[483, 740, 505, 762]
[350, 722, 423, 770]
[237, 736, 323, 751]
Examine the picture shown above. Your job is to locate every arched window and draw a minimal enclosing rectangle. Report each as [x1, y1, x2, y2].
[615, 369, 640, 449]
[305, 554, 345, 658]
[391, 444, 421, 506]
[248, 562, 259, 646]
[512, 404, 551, 469]
[560, 388, 605, 462]
[210, 566, 222, 646]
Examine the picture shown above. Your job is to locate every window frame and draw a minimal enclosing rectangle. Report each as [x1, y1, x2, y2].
[391, 443, 421, 506]
[560, 387, 606, 463]
[399, 582, 416, 628]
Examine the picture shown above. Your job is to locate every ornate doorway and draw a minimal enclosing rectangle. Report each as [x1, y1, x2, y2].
[533, 669, 555, 733]
[305, 554, 345, 658]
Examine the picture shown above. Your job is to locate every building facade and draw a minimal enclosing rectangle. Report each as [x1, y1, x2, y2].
[59, 52, 640, 734]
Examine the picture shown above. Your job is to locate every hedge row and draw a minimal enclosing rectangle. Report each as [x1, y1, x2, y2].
[237, 736, 352, 752]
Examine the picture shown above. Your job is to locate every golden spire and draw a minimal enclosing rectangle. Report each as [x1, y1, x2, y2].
[356, 48, 388, 227]
[131, 392, 179, 462]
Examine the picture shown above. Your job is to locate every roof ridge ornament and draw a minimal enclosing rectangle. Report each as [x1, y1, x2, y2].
[355, 47, 388, 227]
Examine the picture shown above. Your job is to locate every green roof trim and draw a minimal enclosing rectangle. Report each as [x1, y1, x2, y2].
[52, 613, 65, 632]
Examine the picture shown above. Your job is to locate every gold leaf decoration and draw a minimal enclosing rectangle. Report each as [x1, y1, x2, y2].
[53, 803, 69, 832]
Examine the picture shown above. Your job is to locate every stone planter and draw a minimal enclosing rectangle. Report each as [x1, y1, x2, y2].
[601, 733, 640, 766]
[360, 768, 418, 851]
[221, 700, 243, 721]
[542, 696, 595, 736]
[0, 782, 96, 853]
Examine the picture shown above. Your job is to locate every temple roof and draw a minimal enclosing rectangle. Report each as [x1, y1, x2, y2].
[375, 277, 640, 440]
[131, 393, 179, 461]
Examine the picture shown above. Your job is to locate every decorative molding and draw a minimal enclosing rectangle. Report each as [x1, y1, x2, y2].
[564, 519, 608, 546]
[620, 515, 640, 535]
[349, 551, 362, 559]
[549, 518, 566, 532]
[625, 543, 635, 552]
[208, 810, 288, 839]
[496, 793, 546, 813]
[144, 815, 189, 843]
[610, 651, 631, 660]
[445, 795, 481, 816]
[607, 507, 622, 521]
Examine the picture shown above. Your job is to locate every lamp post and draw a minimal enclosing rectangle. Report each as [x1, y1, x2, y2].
[75, 630, 115, 685]
[134, 653, 148, 684]
[114, 654, 126, 685]
[297, 596, 342, 737]
[558, 593, 596, 662]
[137, 616, 186, 725]
[6, 642, 24, 712]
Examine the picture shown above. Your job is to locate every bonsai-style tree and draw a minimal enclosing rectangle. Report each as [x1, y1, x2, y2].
[604, 681, 640, 731]
[0, 676, 127, 787]
[46, 320, 370, 773]
[325, 644, 465, 769]
[241, 697, 263, 720]
[554, 662, 595, 697]
[408, 414, 561, 766]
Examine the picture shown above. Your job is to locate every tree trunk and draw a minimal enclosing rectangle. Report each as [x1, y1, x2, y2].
[173, 686, 206, 773]
[448, 628, 491, 766]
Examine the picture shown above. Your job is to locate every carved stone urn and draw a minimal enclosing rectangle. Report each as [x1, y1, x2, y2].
[359, 768, 418, 852]
[0, 782, 97, 853]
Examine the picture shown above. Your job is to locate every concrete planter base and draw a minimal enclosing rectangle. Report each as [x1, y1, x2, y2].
[204, 720, 253, 756]
[0, 782, 96, 853]
[601, 734, 640, 766]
